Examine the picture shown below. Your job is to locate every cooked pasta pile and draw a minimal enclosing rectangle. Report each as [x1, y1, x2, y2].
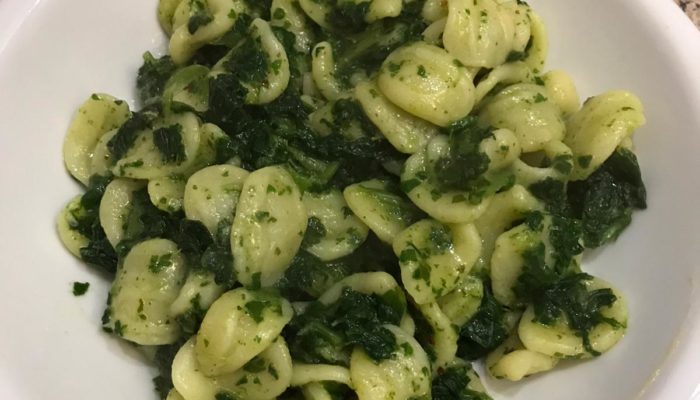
[57, 0, 648, 399]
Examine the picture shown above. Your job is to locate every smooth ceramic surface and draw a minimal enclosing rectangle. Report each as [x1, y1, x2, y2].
[0, 0, 698, 399]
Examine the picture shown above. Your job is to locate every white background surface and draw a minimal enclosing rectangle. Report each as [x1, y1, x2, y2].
[0, 0, 698, 399]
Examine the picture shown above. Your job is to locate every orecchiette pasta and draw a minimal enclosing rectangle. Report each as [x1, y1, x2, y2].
[350, 325, 431, 400]
[231, 166, 307, 288]
[112, 112, 204, 180]
[99, 178, 145, 247]
[173, 336, 293, 400]
[416, 301, 458, 370]
[565, 91, 646, 180]
[270, 0, 315, 53]
[343, 179, 421, 244]
[479, 83, 566, 153]
[184, 164, 249, 234]
[106, 238, 187, 345]
[377, 42, 476, 127]
[311, 42, 346, 102]
[244, 18, 291, 104]
[169, 0, 250, 64]
[486, 333, 559, 381]
[194, 288, 294, 375]
[302, 189, 369, 261]
[290, 364, 352, 387]
[56, 195, 90, 257]
[63, 93, 130, 185]
[443, 0, 519, 68]
[148, 174, 187, 213]
[518, 277, 628, 358]
[393, 219, 481, 304]
[355, 80, 439, 154]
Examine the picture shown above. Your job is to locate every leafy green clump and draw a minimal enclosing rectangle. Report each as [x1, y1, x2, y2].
[72, 281, 90, 296]
[153, 124, 185, 164]
[327, 1, 371, 34]
[513, 213, 584, 303]
[432, 365, 493, 400]
[136, 52, 177, 108]
[328, 3, 427, 86]
[206, 75, 401, 190]
[285, 287, 406, 364]
[70, 175, 118, 274]
[532, 273, 620, 356]
[175, 294, 206, 337]
[568, 147, 647, 248]
[106, 111, 155, 160]
[457, 288, 510, 360]
[432, 117, 493, 201]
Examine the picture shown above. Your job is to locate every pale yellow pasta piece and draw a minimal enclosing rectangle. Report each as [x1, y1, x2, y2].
[365, 0, 402, 22]
[169, 270, 226, 318]
[479, 83, 565, 153]
[158, 0, 184, 35]
[311, 42, 345, 101]
[271, 0, 315, 52]
[443, 0, 516, 68]
[392, 219, 481, 304]
[174, 336, 293, 400]
[148, 174, 187, 213]
[195, 288, 293, 376]
[166, 388, 186, 400]
[511, 140, 574, 186]
[244, 19, 291, 104]
[343, 179, 420, 244]
[90, 128, 119, 177]
[518, 278, 628, 358]
[422, 0, 447, 22]
[473, 61, 534, 105]
[355, 80, 439, 154]
[107, 239, 187, 345]
[486, 333, 559, 381]
[350, 325, 431, 400]
[490, 224, 540, 307]
[474, 184, 542, 270]
[422, 17, 447, 46]
[184, 164, 249, 234]
[231, 166, 307, 288]
[291, 364, 352, 387]
[298, 0, 330, 29]
[56, 195, 90, 258]
[543, 70, 580, 116]
[522, 9, 548, 72]
[377, 42, 475, 127]
[169, 0, 250, 64]
[416, 301, 458, 370]
[437, 274, 484, 327]
[302, 190, 369, 261]
[63, 93, 130, 184]
[112, 112, 203, 180]
[99, 178, 145, 247]
[565, 91, 646, 180]
[479, 128, 522, 170]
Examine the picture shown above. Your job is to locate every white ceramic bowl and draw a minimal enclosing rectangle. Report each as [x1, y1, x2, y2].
[0, 0, 698, 399]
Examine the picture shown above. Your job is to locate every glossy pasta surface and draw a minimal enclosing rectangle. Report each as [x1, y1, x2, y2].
[58, 0, 648, 398]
